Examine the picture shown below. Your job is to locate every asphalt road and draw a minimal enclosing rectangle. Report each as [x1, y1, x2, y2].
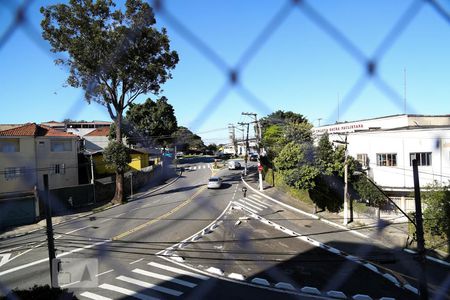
[0, 156, 448, 300]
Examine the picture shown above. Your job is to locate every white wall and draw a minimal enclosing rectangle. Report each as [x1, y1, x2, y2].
[347, 128, 450, 189]
[84, 136, 109, 151]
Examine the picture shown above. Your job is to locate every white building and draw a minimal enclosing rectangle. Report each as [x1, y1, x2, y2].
[313, 114, 450, 191]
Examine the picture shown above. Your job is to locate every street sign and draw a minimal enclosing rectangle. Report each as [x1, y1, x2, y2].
[258, 165, 263, 172]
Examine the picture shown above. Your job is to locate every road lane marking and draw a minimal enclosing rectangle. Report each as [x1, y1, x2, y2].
[148, 262, 209, 280]
[60, 280, 80, 288]
[0, 240, 110, 277]
[235, 201, 259, 214]
[247, 195, 269, 206]
[244, 197, 268, 209]
[237, 199, 263, 211]
[129, 258, 144, 265]
[65, 225, 91, 235]
[99, 218, 113, 224]
[80, 291, 112, 300]
[99, 283, 159, 300]
[0, 253, 11, 267]
[251, 194, 262, 199]
[117, 275, 183, 296]
[112, 186, 207, 240]
[133, 268, 197, 288]
[96, 269, 114, 277]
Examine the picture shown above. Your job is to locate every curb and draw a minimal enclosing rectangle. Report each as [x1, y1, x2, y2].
[0, 169, 183, 241]
[241, 176, 370, 240]
[242, 174, 450, 267]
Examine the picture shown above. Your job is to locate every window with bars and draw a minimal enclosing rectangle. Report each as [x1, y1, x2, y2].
[410, 152, 432, 166]
[52, 164, 66, 174]
[376, 153, 397, 166]
[4, 167, 24, 180]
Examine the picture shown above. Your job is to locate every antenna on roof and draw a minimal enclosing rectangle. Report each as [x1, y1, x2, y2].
[404, 68, 407, 115]
[337, 93, 340, 123]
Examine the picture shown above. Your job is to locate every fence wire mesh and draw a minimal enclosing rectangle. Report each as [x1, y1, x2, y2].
[1, 0, 450, 299]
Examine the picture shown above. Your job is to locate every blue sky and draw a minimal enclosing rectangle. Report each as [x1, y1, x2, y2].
[1, 0, 450, 144]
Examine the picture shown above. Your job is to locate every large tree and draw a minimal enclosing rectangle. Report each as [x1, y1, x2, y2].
[172, 127, 205, 152]
[41, 0, 179, 203]
[260, 110, 307, 129]
[109, 96, 178, 147]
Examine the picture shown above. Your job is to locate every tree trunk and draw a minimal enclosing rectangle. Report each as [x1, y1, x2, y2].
[112, 112, 124, 204]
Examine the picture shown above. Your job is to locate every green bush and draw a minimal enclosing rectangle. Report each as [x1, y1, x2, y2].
[2, 285, 77, 300]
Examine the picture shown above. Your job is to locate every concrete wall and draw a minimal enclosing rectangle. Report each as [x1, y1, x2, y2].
[35, 137, 79, 190]
[0, 137, 37, 193]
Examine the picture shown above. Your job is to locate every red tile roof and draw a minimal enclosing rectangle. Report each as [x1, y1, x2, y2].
[0, 123, 76, 137]
[85, 127, 110, 137]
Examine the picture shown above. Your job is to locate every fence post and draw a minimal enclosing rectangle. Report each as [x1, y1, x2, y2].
[412, 159, 428, 300]
[43, 174, 57, 287]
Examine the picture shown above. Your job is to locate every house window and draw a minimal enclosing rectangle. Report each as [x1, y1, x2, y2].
[0, 139, 20, 152]
[4, 167, 24, 180]
[52, 164, 66, 175]
[376, 153, 397, 166]
[410, 152, 432, 166]
[356, 154, 368, 168]
[50, 140, 72, 152]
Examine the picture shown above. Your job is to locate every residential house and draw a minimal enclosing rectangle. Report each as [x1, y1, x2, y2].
[83, 126, 110, 151]
[0, 123, 79, 194]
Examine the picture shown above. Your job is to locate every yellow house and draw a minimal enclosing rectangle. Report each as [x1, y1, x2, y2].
[92, 148, 149, 175]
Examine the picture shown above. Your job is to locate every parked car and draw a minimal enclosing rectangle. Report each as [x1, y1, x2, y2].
[176, 151, 184, 158]
[228, 161, 241, 170]
[207, 176, 223, 189]
[249, 154, 258, 161]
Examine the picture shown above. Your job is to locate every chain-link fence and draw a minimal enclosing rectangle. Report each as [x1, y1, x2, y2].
[1, 0, 450, 299]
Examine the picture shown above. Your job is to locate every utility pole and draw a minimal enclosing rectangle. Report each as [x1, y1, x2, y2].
[90, 154, 96, 203]
[242, 112, 263, 191]
[412, 159, 428, 300]
[228, 123, 238, 156]
[43, 174, 57, 287]
[334, 135, 350, 225]
[238, 122, 250, 176]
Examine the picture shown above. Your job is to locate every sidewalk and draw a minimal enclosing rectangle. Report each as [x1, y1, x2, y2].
[242, 171, 411, 250]
[0, 167, 182, 241]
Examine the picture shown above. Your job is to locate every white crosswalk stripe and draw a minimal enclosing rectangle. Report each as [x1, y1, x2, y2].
[193, 166, 197, 170]
[133, 268, 197, 288]
[248, 195, 268, 208]
[148, 262, 209, 280]
[80, 292, 112, 300]
[117, 275, 183, 296]
[234, 201, 259, 214]
[99, 283, 159, 300]
[79, 261, 209, 300]
[251, 194, 262, 199]
[237, 199, 263, 211]
[245, 197, 268, 209]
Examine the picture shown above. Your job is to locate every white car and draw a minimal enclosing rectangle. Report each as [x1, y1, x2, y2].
[228, 161, 241, 170]
[207, 177, 223, 189]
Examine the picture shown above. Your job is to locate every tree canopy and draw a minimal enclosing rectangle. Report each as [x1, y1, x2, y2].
[260, 110, 307, 129]
[41, 0, 179, 203]
[109, 96, 178, 147]
[172, 127, 205, 152]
